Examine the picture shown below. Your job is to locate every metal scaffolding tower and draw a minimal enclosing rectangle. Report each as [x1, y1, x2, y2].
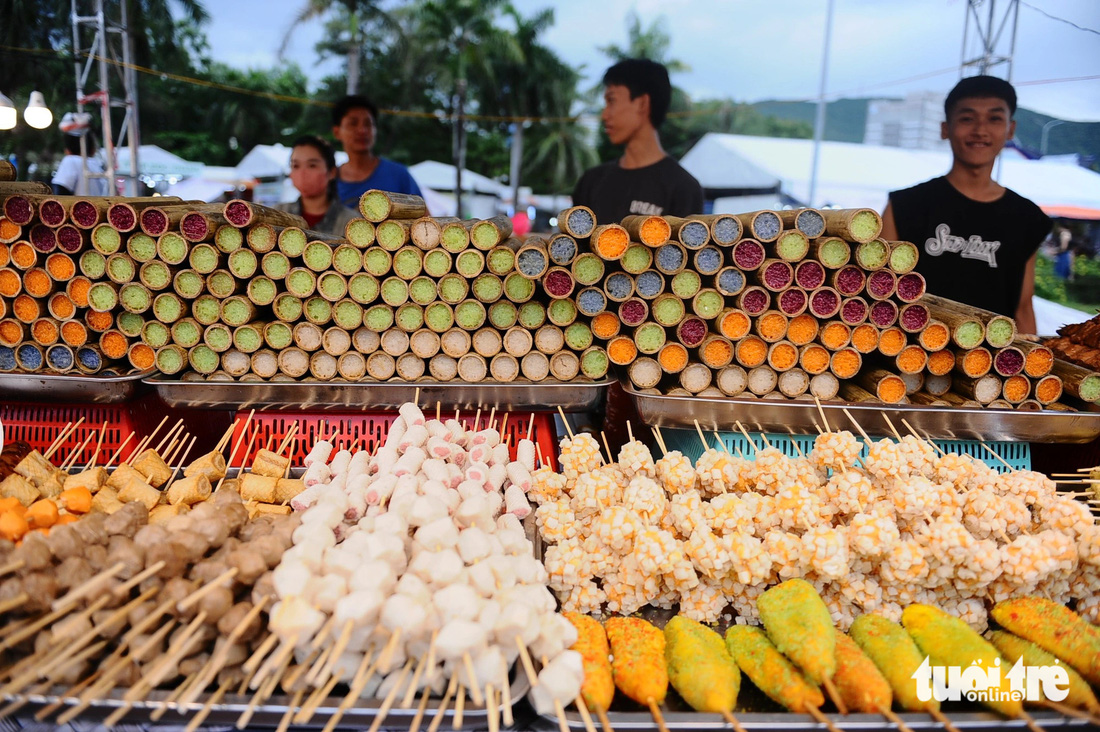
[961, 0, 1020, 80]
[70, 0, 140, 195]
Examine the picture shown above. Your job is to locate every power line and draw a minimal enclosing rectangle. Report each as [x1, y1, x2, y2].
[1019, 1, 1100, 36]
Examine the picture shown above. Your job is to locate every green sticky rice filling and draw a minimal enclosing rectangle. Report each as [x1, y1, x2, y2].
[573, 254, 604, 286]
[376, 221, 406, 251]
[856, 240, 888, 270]
[349, 273, 380, 304]
[396, 304, 424, 332]
[327, 246, 357, 276]
[120, 284, 150, 313]
[273, 295, 302, 322]
[635, 323, 666, 354]
[88, 283, 117, 312]
[263, 322, 292, 350]
[365, 305, 394, 331]
[107, 255, 135, 283]
[304, 297, 332, 324]
[424, 250, 451, 278]
[158, 233, 187, 264]
[333, 301, 363, 330]
[694, 290, 724, 319]
[381, 278, 409, 307]
[205, 324, 232, 352]
[193, 295, 221, 325]
[215, 225, 243, 253]
[776, 231, 809, 261]
[548, 298, 577, 327]
[363, 248, 392, 277]
[621, 244, 652, 274]
[189, 244, 219, 273]
[229, 249, 257, 278]
[277, 228, 306, 257]
[581, 349, 608, 379]
[488, 248, 515, 275]
[142, 321, 169, 348]
[406, 277, 435, 306]
[850, 210, 881, 242]
[233, 326, 262, 353]
[319, 273, 348, 301]
[426, 303, 455, 332]
[455, 300, 486, 330]
[156, 347, 184, 374]
[504, 273, 534, 303]
[346, 219, 375, 248]
[986, 318, 1015, 348]
[190, 345, 219, 374]
[471, 222, 500, 250]
[1080, 375, 1100, 403]
[889, 243, 918, 274]
[473, 275, 503, 303]
[287, 269, 316, 298]
[249, 225, 275, 252]
[206, 271, 235, 298]
[565, 322, 593, 351]
[80, 251, 106, 279]
[153, 293, 182, 323]
[955, 321, 984, 349]
[140, 261, 169, 290]
[672, 271, 701, 299]
[93, 226, 121, 254]
[518, 302, 545, 330]
[441, 225, 469, 252]
[304, 241, 333, 271]
[360, 191, 390, 221]
[488, 301, 517, 330]
[653, 297, 685, 327]
[394, 248, 422, 279]
[221, 298, 253, 326]
[174, 271, 204, 299]
[248, 277, 277, 305]
[172, 320, 201, 348]
[439, 275, 468, 304]
[127, 233, 157, 262]
[262, 252, 290, 279]
[818, 239, 850, 268]
[116, 311, 144, 336]
[456, 251, 483, 278]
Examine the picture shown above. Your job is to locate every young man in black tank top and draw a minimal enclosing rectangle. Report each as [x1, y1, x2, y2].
[881, 76, 1051, 334]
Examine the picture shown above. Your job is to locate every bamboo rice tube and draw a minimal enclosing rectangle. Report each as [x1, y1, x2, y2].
[692, 288, 724, 320]
[126, 231, 158, 263]
[359, 189, 428, 222]
[362, 247, 393, 278]
[0, 319, 24, 347]
[379, 276, 409, 307]
[676, 316, 708, 349]
[515, 240, 548, 279]
[621, 243, 653, 276]
[652, 342, 686, 375]
[878, 327, 907, 358]
[921, 293, 1016, 348]
[14, 342, 45, 371]
[898, 370, 925, 395]
[666, 216, 713, 250]
[1001, 374, 1031, 404]
[454, 299, 486, 331]
[220, 296, 256, 327]
[0, 267, 19, 299]
[262, 321, 293, 351]
[810, 371, 840, 400]
[457, 353, 487, 382]
[622, 216, 670, 247]
[503, 272, 535, 303]
[799, 343, 831, 375]
[171, 318, 202, 349]
[490, 353, 520, 382]
[12, 241, 38, 270]
[849, 323, 879, 354]
[455, 249, 485, 279]
[747, 366, 778, 396]
[376, 219, 412, 252]
[572, 252, 606, 287]
[830, 347, 862, 380]
[532, 325, 563, 356]
[310, 351, 339, 380]
[737, 286, 771, 317]
[185, 343, 218, 374]
[918, 320, 951, 351]
[591, 311, 621, 341]
[353, 327, 381, 354]
[559, 205, 596, 239]
[898, 303, 930, 334]
[471, 327, 502, 358]
[1033, 374, 1063, 405]
[440, 219, 476, 253]
[472, 273, 503, 303]
[243, 222, 277, 253]
[335, 351, 366, 380]
[715, 267, 746, 297]
[251, 349, 279, 379]
[698, 334, 733, 369]
[409, 215, 457, 250]
[421, 249, 452, 280]
[30, 317, 60, 347]
[303, 295, 333, 325]
[214, 224, 243, 253]
[820, 321, 851, 351]
[901, 274, 929, 306]
[345, 218, 376, 248]
[955, 374, 1003, 404]
[865, 269, 896, 301]
[755, 310, 789, 343]
[409, 329, 441, 359]
[838, 296, 868, 326]
[607, 334, 638, 366]
[814, 237, 852, 270]
[735, 335, 769, 369]
[220, 349, 250, 377]
[633, 322, 666, 355]
[926, 349, 955, 376]
[155, 343, 187, 375]
[54, 224, 83, 254]
[333, 299, 363, 332]
[428, 353, 458, 380]
[791, 261, 826, 293]
[44, 342, 76, 372]
[470, 215, 513, 251]
[12, 293, 45, 325]
[547, 233, 578, 267]
[1011, 339, 1054, 378]
[302, 239, 334, 272]
[633, 294, 668, 328]
[276, 348, 309, 378]
[276, 226, 309, 256]
[776, 208, 825, 238]
[0, 160, 14, 181]
[204, 323, 233, 353]
[1015, 399, 1042, 411]
[550, 350, 580, 381]
[634, 270, 665, 300]
[547, 297, 577, 327]
[838, 383, 885, 404]
[222, 199, 306, 229]
[134, 260, 168, 294]
[173, 269, 205, 300]
[154, 232, 187, 266]
[88, 223, 120, 255]
[710, 364, 746, 395]
[518, 301, 546, 330]
[654, 242, 687, 275]
[272, 293, 303, 322]
[541, 267, 575, 300]
[317, 272, 347, 303]
[628, 356, 662, 388]
[23, 266, 53, 298]
[424, 301, 455, 333]
[441, 328, 472, 358]
[392, 246, 423, 281]
[259, 251, 291, 281]
[86, 281, 118, 314]
[364, 351, 395, 379]
[231, 323, 263, 354]
[822, 208, 882, 243]
[119, 282, 152, 314]
[187, 242, 219, 274]
[735, 210, 782, 243]
[854, 238, 889, 271]
[1050, 358, 1100, 403]
[767, 340, 798, 372]
[141, 320, 170, 349]
[895, 344, 928, 374]
[716, 307, 751, 341]
[179, 210, 229, 243]
[778, 368, 810, 398]
[869, 300, 899, 330]
[677, 362, 711, 393]
[26, 224, 54, 254]
[565, 322, 593, 353]
[576, 286, 607, 318]
[773, 229, 810, 262]
[756, 259, 794, 292]
[487, 243, 517, 276]
[44, 252, 75, 285]
[0, 223, 17, 248]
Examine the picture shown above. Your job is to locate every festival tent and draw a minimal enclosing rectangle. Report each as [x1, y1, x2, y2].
[114, 144, 204, 181]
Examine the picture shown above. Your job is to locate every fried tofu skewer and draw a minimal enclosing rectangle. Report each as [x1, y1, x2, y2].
[604, 617, 669, 732]
[665, 616, 746, 732]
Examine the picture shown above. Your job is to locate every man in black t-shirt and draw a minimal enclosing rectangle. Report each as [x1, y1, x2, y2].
[572, 59, 703, 224]
[882, 76, 1051, 334]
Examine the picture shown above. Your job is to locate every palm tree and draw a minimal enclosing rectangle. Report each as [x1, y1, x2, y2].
[278, 0, 392, 95]
[598, 10, 690, 72]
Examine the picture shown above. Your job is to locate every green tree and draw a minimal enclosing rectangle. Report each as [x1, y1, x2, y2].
[598, 10, 690, 73]
[279, 0, 394, 95]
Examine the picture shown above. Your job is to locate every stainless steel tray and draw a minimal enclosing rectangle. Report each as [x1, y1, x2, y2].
[626, 385, 1100, 443]
[0, 369, 154, 404]
[145, 376, 613, 412]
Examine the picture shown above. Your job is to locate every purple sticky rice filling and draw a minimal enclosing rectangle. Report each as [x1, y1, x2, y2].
[835, 266, 865, 296]
[741, 288, 769, 315]
[621, 299, 647, 325]
[897, 273, 926, 302]
[995, 349, 1025, 376]
[779, 289, 807, 315]
[733, 241, 765, 270]
[224, 201, 251, 226]
[57, 225, 82, 253]
[40, 200, 65, 226]
[181, 214, 209, 242]
[763, 262, 792, 290]
[868, 270, 896, 299]
[841, 298, 868, 324]
[109, 206, 136, 232]
[30, 225, 57, 253]
[900, 304, 929, 331]
[142, 209, 168, 236]
[810, 289, 840, 318]
[795, 261, 825, 290]
[544, 269, 572, 297]
[679, 318, 707, 347]
[870, 300, 898, 327]
[5, 198, 32, 226]
[71, 201, 98, 228]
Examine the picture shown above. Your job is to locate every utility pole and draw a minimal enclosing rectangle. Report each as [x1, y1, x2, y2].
[960, 0, 1019, 180]
[71, 0, 140, 195]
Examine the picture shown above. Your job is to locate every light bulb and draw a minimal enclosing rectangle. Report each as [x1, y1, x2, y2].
[0, 93, 15, 131]
[23, 91, 53, 130]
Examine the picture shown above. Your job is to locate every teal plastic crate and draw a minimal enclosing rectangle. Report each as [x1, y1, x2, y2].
[663, 428, 1030, 473]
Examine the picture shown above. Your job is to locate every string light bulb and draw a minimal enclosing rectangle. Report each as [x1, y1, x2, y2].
[0, 93, 16, 131]
[23, 91, 53, 130]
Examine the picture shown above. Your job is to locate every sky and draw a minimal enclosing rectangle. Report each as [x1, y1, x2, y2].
[203, 0, 1100, 122]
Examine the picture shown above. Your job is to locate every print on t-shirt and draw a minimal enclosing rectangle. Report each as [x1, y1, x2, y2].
[630, 200, 663, 216]
[925, 223, 1001, 268]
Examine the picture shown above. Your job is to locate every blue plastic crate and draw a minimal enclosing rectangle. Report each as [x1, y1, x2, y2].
[663, 428, 1030, 473]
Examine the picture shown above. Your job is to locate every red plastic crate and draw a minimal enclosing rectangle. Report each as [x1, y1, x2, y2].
[0, 403, 139, 467]
[228, 411, 559, 471]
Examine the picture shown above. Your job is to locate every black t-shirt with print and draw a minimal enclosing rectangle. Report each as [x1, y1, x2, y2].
[889, 176, 1051, 317]
[572, 156, 704, 224]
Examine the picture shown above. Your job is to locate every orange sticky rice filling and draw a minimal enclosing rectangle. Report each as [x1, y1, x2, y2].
[591, 312, 620, 340]
[703, 338, 733, 368]
[597, 226, 629, 259]
[758, 312, 788, 341]
[878, 375, 906, 403]
[896, 345, 928, 374]
[878, 328, 906, 357]
[926, 349, 955, 376]
[608, 335, 637, 365]
[920, 322, 949, 351]
[737, 337, 767, 368]
[787, 314, 819, 346]
[1024, 348, 1053, 378]
[831, 349, 861, 379]
[641, 217, 671, 246]
[720, 310, 750, 340]
[821, 322, 851, 350]
[851, 324, 879, 354]
[963, 348, 992, 377]
[800, 345, 830, 375]
[769, 342, 798, 371]
[659, 343, 689, 373]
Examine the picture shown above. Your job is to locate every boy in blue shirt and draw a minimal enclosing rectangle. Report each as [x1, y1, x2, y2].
[331, 95, 422, 211]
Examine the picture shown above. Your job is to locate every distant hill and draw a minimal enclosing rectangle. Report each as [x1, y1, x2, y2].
[749, 98, 1100, 165]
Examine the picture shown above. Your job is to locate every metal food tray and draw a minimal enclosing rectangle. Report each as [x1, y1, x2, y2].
[10, 671, 530, 730]
[0, 369, 155, 404]
[145, 376, 614, 412]
[626, 385, 1100, 443]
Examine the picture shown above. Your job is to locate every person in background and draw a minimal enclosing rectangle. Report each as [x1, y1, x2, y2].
[330, 95, 422, 211]
[1054, 226, 1076, 282]
[881, 75, 1051, 335]
[276, 135, 357, 236]
[52, 131, 109, 196]
[572, 58, 703, 224]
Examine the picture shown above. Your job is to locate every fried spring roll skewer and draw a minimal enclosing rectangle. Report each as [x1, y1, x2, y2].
[725, 625, 824, 712]
[664, 616, 740, 714]
[563, 611, 613, 713]
[849, 613, 940, 714]
[987, 630, 1100, 716]
[605, 617, 667, 712]
[990, 596, 1100, 689]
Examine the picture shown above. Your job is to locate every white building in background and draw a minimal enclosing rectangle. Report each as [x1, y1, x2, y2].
[864, 92, 948, 151]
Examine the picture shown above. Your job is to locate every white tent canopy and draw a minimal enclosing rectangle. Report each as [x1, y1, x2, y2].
[1034, 296, 1094, 337]
[409, 161, 505, 197]
[236, 143, 348, 179]
[679, 133, 1100, 213]
[115, 145, 204, 179]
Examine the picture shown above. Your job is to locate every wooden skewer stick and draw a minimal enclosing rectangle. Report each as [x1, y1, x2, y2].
[277, 688, 306, 732]
[251, 633, 299, 691]
[149, 668, 204, 721]
[881, 707, 916, 732]
[410, 683, 434, 732]
[881, 412, 905, 442]
[282, 647, 322, 692]
[694, 419, 710, 451]
[1037, 699, 1100, 726]
[162, 435, 197, 492]
[595, 705, 616, 732]
[314, 619, 355, 688]
[214, 418, 240, 452]
[900, 418, 947, 457]
[217, 410, 256, 490]
[576, 695, 598, 732]
[462, 652, 485, 705]
[376, 626, 404, 673]
[2, 641, 106, 719]
[978, 440, 1016, 471]
[0, 560, 24, 577]
[437, 401, 443, 422]
[557, 405, 575, 440]
[814, 396, 832, 433]
[841, 407, 874, 443]
[488, 406, 497, 432]
[296, 664, 347, 726]
[102, 431, 135, 470]
[84, 421, 108, 470]
[474, 408, 482, 432]
[426, 675, 458, 732]
[43, 419, 77, 459]
[721, 709, 749, 732]
[455, 684, 467, 729]
[600, 431, 613, 465]
[277, 422, 300, 456]
[1019, 710, 1045, 732]
[805, 704, 844, 732]
[402, 629, 438, 708]
[50, 561, 126, 613]
[237, 646, 295, 729]
[734, 421, 758, 456]
[822, 677, 848, 715]
[486, 684, 500, 732]
[363, 660, 412, 732]
[499, 412, 509, 438]
[321, 647, 378, 732]
[0, 593, 27, 616]
[414, 385, 421, 407]
[177, 566, 239, 613]
[61, 431, 96, 472]
[43, 417, 86, 460]
[153, 418, 186, 455]
[647, 699, 670, 732]
[516, 636, 539, 687]
[500, 669, 514, 728]
[240, 631, 280, 678]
